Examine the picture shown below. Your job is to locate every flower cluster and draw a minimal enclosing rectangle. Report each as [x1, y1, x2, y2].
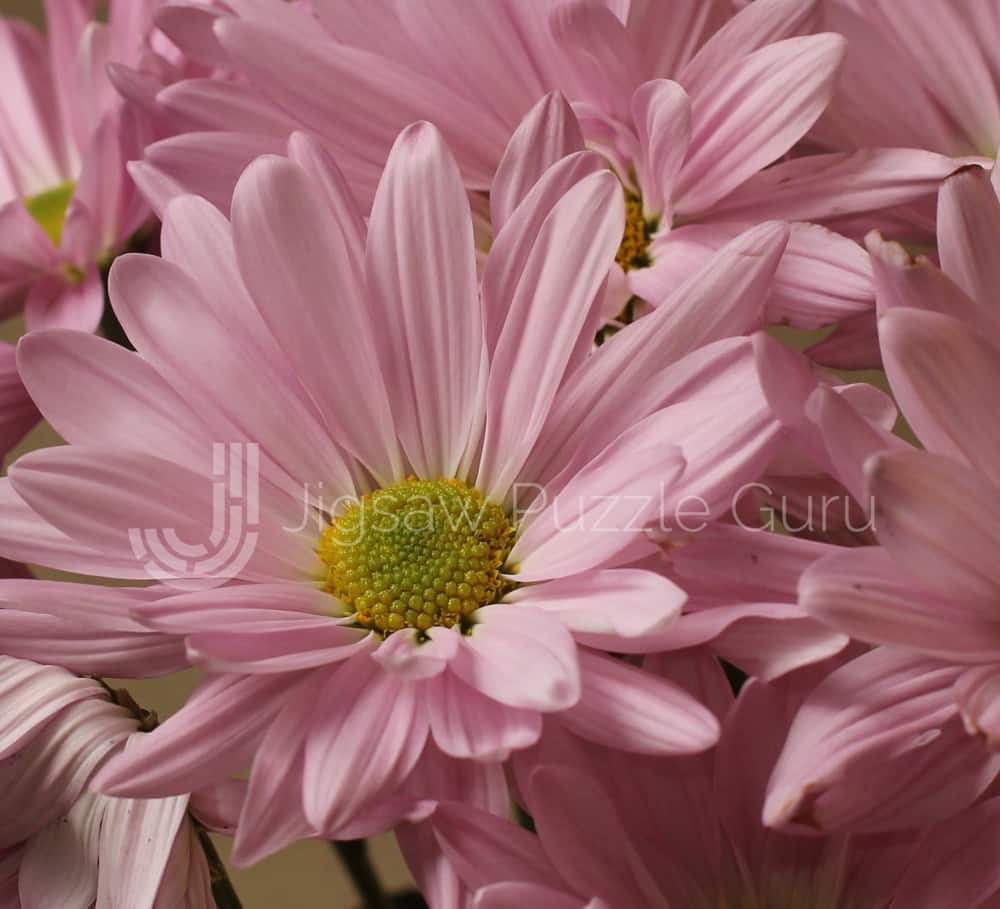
[1, 0, 998, 906]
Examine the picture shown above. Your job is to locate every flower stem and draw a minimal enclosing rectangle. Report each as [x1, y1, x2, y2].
[330, 840, 390, 908]
[197, 826, 245, 909]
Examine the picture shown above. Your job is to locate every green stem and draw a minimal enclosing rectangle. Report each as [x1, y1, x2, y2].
[330, 840, 390, 908]
[196, 826, 245, 909]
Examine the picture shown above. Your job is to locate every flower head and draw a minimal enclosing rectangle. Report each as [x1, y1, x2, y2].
[0, 656, 216, 908]
[761, 164, 1000, 833]
[432, 652, 1000, 909]
[0, 122, 784, 860]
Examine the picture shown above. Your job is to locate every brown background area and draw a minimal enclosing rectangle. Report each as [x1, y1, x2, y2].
[0, 0, 415, 904]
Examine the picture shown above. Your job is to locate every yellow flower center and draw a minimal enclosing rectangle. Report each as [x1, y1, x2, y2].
[24, 181, 75, 246]
[318, 478, 516, 635]
[614, 189, 656, 272]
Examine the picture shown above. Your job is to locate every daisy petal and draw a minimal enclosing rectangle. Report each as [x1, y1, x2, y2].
[451, 605, 581, 712]
[303, 654, 429, 833]
[365, 122, 485, 479]
[560, 650, 720, 754]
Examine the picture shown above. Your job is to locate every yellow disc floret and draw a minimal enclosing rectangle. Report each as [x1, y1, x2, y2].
[318, 478, 516, 635]
[25, 181, 75, 246]
[615, 189, 656, 272]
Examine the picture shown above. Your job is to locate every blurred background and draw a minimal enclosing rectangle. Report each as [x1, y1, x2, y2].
[0, 1, 418, 905]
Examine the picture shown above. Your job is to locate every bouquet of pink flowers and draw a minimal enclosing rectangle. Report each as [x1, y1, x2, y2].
[1, 1, 998, 906]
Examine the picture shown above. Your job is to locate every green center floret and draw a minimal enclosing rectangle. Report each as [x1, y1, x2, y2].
[319, 477, 516, 634]
[25, 181, 75, 246]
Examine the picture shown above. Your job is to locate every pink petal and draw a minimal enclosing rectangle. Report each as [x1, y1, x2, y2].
[450, 605, 581, 712]
[528, 765, 668, 907]
[680, 0, 822, 97]
[625, 0, 730, 78]
[505, 568, 683, 645]
[673, 34, 846, 213]
[482, 149, 604, 356]
[365, 122, 485, 479]
[475, 883, 583, 909]
[433, 801, 560, 894]
[109, 250, 355, 502]
[709, 148, 958, 224]
[230, 153, 403, 485]
[95, 782, 190, 909]
[0, 19, 70, 193]
[232, 673, 320, 867]
[0, 479, 153, 580]
[0, 657, 104, 759]
[0, 342, 39, 460]
[24, 269, 104, 333]
[93, 673, 296, 798]
[955, 665, 1000, 748]
[803, 546, 1000, 662]
[560, 650, 719, 754]
[0, 697, 134, 847]
[509, 415, 685, 581]
[17, 329, 211, 472]
[764, 648, 1000, 833]
[630, 79, 691, 216]
[491, 92, 585, 233]
[879, 308, 1000, 485]
[138, 131, 286, 214]
[537, 222, 786, 481]
[549, 2, 644, 124]
[373, 626, 460, 681]
[10, 446, 311, 584]
[867, 449, 1000, 605]
[478, 169, 622, 500]
[214, 17, 506, 201]
[156, 78, 297, 137]
[428, 671, 542, 760]
[892, 797, 1000, 909]
[19, 792, 102, 909]
[937, 165, 1000, 322]
[0, 198, 57, 286]
[303, 655, 429, 833]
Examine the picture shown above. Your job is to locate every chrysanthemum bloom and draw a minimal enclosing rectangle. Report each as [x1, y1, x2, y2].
[762, 164, 1000, 833]
[0, 656, 216, 908]
[0, 123, 783, 860]
[431, 651, 1000, 909]
[141, 0, 958, 339]
[0, 0, 179, 458]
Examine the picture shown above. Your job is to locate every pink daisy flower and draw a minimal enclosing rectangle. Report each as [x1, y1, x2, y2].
[0, 0, 182, 458]
[761, 164, 1000, 833]
[0, 656, 217, 908]
[141, 0, 958, 338]
[431, 650, 1000, 909]
[0, 124, 782, 860]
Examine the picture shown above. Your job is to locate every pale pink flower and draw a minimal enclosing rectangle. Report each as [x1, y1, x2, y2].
[140, 0, 958, 337]
[430, 650, 1000, 909]
[762, 164, 1000, 833]
[0, 124, 784, 860]
[0, 0, 178, 458]
[0, 656, 216, 908]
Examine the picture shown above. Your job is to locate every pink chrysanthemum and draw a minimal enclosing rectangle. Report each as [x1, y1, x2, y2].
[139, 0, 961, 340]
[0, 656, 216, 909]
[759, 164, 1000, 833]
[0, 0, 186, 458]
[430, 650, 1000, 909]
[0, 124, 783, 861]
